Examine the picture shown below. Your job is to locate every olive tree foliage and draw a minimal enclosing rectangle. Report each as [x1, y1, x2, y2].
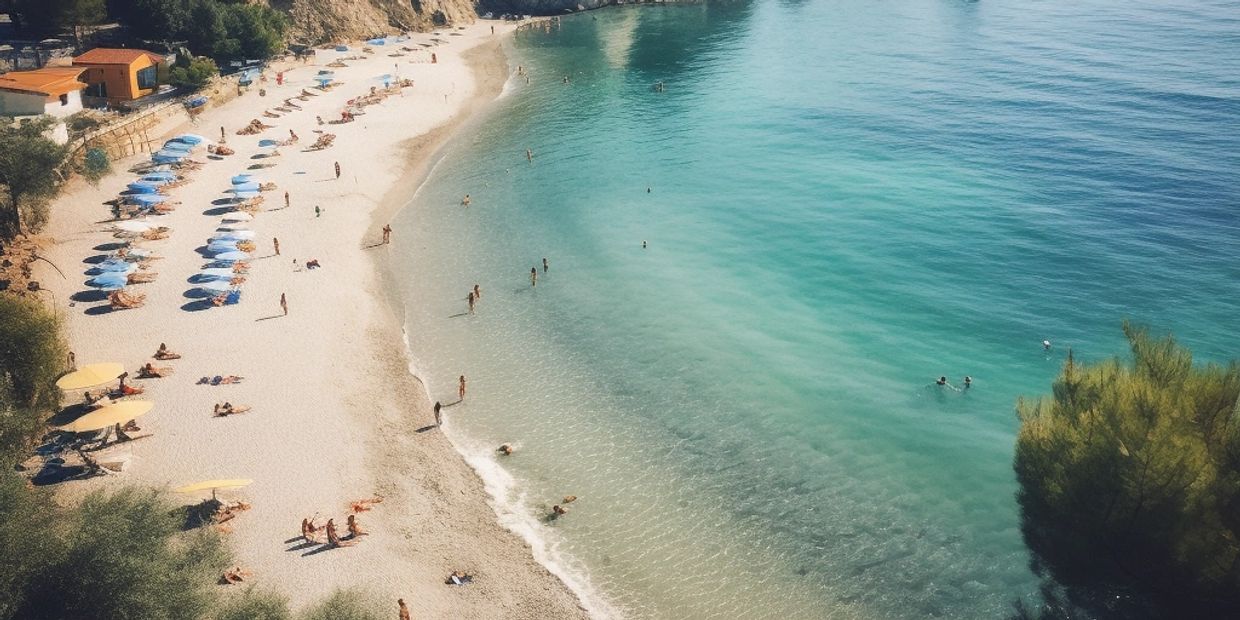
[0, 117, 70, 240]
[1013, 322, 1240, 617]
[0, 295, 65, 459]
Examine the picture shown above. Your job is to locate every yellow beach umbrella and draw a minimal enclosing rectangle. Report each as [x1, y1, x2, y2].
[59, 400, 154, 433]
[55, 363, 125, 390]
[175, 479, 253, 500]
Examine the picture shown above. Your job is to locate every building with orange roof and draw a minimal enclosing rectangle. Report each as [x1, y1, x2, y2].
[0, 66, 87, 117]
[72, 47, 164, 105]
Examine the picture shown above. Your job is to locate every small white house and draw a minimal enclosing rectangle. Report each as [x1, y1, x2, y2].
[0, 67, 87, 118]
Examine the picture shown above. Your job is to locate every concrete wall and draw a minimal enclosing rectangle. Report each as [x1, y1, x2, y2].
[0, 88, 83, 119]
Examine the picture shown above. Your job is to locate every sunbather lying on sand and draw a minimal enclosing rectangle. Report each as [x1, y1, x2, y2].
[445, 571, 473, 585]
[220, 567, 251, 584]
[350, 495, 384, 513]
[154, 343, 181, 360]
[213, 402, 251, 416]
[137, 363, 173, 378]
[197, 375, 244, 385]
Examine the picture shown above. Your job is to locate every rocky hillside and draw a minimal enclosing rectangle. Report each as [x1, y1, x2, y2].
[263, 0, 481, 43]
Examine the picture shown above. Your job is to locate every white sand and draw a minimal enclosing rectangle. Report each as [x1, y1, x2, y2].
[36, 23, 590, 619]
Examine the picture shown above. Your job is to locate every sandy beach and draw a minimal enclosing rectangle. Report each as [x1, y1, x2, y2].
[35, 22, 590, 618]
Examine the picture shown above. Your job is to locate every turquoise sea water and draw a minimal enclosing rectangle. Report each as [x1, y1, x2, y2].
[392, 2, 1240, 617]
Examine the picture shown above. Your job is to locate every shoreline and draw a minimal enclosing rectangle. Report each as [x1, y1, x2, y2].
[35, 23, 591, 618]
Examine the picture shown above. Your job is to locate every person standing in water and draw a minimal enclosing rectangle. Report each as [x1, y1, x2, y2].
[462, 194, 471, 207]
[963, 376, 972, 389]
[1043, 340, 1052, 351]
[526, 148, 533, 162]
[530, 267, 538, 287]
[542, 257, 549, 273]
[458, 375, 467, 401]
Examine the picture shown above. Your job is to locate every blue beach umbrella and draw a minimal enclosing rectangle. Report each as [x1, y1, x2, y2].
[230, 182, 261, 192]
[315, 76, 333, 88]
[129, 194, 169, 206]
[231, 190, 260, 201]
[162, 140, 193, 150]
[212, 251, 248, 263]
[173, 133, 207, 145]
[89, 272, 129, 289]
[211, 231, 255, 241]
[198, 268, 237, 280]
[197, 280, 233, 295]
[366, 38, 386, 46]
[127, 182, 161, 194]
[152, 151, 186, 163]
[257, 139, 279, 148]
[143, 171, 177, 181]
[230, 174, 254, 185]
[208, 242, 240, 254]
[96, 260, 136, 273]
[334, 45, 348, 52]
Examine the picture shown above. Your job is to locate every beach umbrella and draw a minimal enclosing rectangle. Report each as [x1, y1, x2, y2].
[161, 141, 194, 152]
[55, 363, 124, 390]
[144, 171, 177, 181]
[217, 223, 250, 232]
[88, 273, 128, 289]
[125, 248, 155, 259]
[175, 478, 252, 500]
[257, 139, 279, 148]
[60, 401, 154, 433]
[231, 190, 260, 201]
[211, 230, 256, 241]
[212, 251, 249, 262]
[230, 174, 254, 185]
[230, 182, 261, 192]
[129, 194, 169, 206]
[173, 133, 207, 145]
[315, 77, 333, 87]
[366, 38, 386, 46]
[113, 220, 153, 233]
[335, 45, 348, 52]
[127, 182, 162, 193]
[198, 268, 237, 280]
[96, 260, 137, 273]
[197, 280, 233, 295]
[221, 211, 254, 222]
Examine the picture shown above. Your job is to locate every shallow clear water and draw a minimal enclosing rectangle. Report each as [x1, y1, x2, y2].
[392, 2, 1240, 617]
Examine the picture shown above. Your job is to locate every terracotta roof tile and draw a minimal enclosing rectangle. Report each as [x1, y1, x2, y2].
[0, 67, 87, 96]
[73, 48, 163, 66]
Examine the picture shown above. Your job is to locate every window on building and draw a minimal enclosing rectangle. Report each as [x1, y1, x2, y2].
[59, 93, 69, 106]
[136, 66, 157, 90]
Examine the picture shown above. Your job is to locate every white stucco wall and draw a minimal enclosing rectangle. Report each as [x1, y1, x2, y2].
[0, 89, 82, 118]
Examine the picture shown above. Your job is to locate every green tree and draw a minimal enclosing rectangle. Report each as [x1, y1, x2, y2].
[81, 147, 111, 186]
[15, 487, 231, 619]
[1013, 322, 1240, 617]
[298, 590, 384, 620]
[168, 54, 219, 89]
[11, 0, 105, 39]
[216, 3, 287, 63]
[0, 295, 65, 458]
[0, 474, 62, 619]
[0, 117, 69, 240]
[214, 588, 292, 620]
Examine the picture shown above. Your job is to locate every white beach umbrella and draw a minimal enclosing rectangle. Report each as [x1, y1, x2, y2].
[113, 220, 153, 233]
[221, 212, 254, 222]
[211, 230, 256, 241]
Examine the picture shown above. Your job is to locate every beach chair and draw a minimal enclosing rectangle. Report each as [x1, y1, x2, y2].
[126, 271, 158, 284]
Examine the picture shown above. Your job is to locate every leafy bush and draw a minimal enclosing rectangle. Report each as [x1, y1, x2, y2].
[169, 54, 220, 89]
[1014, 322, 1240, 617]
[298, 590, 385, 620]
[113, 0, 287, 64]
[14, 487, 231, 620]
[0, 295, 65, 459]
[215, 588, 292, 620]
[82, 147, 111, 186]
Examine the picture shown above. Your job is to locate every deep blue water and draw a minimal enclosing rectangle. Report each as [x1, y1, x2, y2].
[393, 1, 1240, 617]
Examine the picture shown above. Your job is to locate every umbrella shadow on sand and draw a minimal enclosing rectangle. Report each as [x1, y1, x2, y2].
[71, 289, 109, 303]
[179, 499, 225, 531]
[84, 304, 117, 316]
[203, 207, 237, 216]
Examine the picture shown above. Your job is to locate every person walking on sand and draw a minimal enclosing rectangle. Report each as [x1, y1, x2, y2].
[434, 401, 443, 426]
[382, 224, 392, 244]
[399, 599, 411, 620]
[542, 257, 549, 273]
[280, 293, 288, 316]
[334, 162, 341, 180]
[467, 291, 476, 314]
[431, 52, 437, 64]
[284, 191, 290, 209]
[530, 267, 538, 287]
[219, 126, 226, 143]
[458, 375, 467, 401]
[273, 237, 280, 256]
[315, 205, 322, 218]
